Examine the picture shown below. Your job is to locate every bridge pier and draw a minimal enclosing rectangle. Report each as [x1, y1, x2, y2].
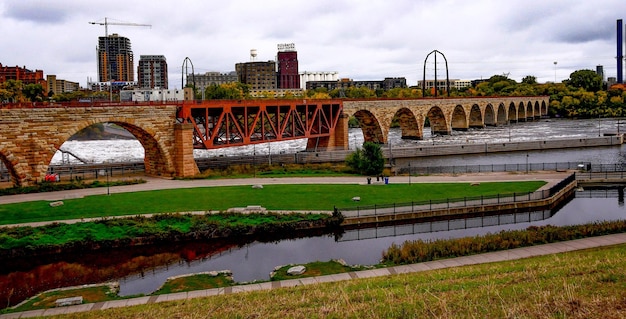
[306, 113, 350, 151]
[174, 123, 200, 177]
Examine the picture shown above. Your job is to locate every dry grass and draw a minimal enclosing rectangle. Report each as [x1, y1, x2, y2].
[41, 244, 626, 319]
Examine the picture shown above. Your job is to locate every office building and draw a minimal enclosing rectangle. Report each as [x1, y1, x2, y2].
[277, 43, 299, 89]
[138, 55, 168, 89]
[190, 71, 238, 91]
[306, 77, 407, 91]
[97, 33, 134, 82]
[235, 61, 277, 91]
[0, 63, 46, 88]
[46, 75, 80, 95]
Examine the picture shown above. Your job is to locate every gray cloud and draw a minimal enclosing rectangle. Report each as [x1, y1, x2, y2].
[3, 2, 69, 24]
[0, 0, 623, 87]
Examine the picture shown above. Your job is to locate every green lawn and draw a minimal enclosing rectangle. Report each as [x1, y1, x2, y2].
[0, 181, 545, 225]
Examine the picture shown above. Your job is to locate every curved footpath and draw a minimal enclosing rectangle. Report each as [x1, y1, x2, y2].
[5, 171, 623, 318]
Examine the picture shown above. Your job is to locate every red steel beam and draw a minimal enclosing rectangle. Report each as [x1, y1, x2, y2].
[177, 99, 343, 149]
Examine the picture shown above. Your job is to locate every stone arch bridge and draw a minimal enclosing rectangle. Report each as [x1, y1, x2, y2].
[0, 96, 548, 186]
[341, 96, 549, 144]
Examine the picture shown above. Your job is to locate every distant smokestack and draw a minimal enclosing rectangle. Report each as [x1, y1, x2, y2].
[618, 19, 624, 83]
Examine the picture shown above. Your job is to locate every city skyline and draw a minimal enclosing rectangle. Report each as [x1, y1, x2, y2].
[0, 0, 624, 90]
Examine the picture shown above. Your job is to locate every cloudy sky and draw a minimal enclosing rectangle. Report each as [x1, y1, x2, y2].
[1, 0, 624, 89]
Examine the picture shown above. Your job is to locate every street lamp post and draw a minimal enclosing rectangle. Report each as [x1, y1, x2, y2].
[553, 61, 557, 83]
[408, 161, 411, 185]
[526, 153, 529, 174]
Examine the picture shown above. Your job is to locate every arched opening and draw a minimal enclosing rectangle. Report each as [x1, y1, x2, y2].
[496, 103, 507, 125]
[353, 110, 385, 144]
[484, 104, 496, 126]
[508, 102, 517, 123]
[451, 105, 468, 131]
[518, 102, 526, 122]
[469, 104, 484, 128]
[425, 106, 449, 136]
[534, 101, 541, 119]
[48, 122, 173, 183]
[392, 108, 421, 140]
[0, 151, 20, 187]
[526, 102, 533, 120]
[541, 101, 548, 117]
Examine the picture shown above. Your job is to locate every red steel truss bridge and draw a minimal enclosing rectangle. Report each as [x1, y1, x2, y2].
[176, 99, 344, 150]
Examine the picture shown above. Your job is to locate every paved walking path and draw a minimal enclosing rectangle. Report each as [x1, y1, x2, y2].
[2, 232, 625, 318]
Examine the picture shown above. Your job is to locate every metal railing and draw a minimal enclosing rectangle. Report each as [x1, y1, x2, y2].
[400, 162, 590, 175]
[46, 162, 145, 182]
[336, 173, 576, 218]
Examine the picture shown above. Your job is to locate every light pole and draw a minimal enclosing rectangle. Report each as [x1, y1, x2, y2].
[106, 167, 110, 196]
[253, 144, 256, 178]
[408, 161, 411, 185]
[508, 120, 511, 142]
[526, 153, 529, 174]
[553, 61, 557, 83]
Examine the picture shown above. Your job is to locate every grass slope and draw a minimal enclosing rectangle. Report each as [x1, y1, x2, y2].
[42, 244, 626, 318]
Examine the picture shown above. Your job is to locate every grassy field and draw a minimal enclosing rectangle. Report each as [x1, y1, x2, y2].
[0, 181, 545, 225]
[39, 244, 626, 319]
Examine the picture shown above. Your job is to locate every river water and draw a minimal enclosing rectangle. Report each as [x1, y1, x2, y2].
[51, 118, 626, 166]
[6, 118, 626, 303]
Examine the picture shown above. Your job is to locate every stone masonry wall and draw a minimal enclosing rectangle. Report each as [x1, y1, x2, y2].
[0, 105, 197, 186]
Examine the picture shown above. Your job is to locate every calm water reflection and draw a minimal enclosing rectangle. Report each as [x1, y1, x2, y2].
[116, 189, 626, 296]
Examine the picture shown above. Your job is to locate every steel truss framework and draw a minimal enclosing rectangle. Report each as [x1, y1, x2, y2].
[177, 99, 343, 149]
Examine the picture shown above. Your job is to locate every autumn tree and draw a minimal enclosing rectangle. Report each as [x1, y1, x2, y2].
[566, 69, 602, 92]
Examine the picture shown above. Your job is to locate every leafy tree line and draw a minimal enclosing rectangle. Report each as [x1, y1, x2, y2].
[6, 69, 625, 119]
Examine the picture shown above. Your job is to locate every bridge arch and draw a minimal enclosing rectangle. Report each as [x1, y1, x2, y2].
[534, 101, 541, 119]
[425, 106, 449, 135]
[353, 109, 385, 143]
[484, 104, 496, 126]
[54, 120, 176, 178]
[541, 101, 548, 116]
[0, 148, 22, 187]
[526, 102, 533, 120]
[496, 103, 507, 125]
[451, 105, 468, 131]
[393, 107, 421, 140]
[469, 104, 483, 128]
[518, 102, 526, 122]
[508, 102, 517, 122]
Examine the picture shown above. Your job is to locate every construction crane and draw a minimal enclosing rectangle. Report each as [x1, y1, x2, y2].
[88, 17, 152, 38]
[89, 17, 151, 100]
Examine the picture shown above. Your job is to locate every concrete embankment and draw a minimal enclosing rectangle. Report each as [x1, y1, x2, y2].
[198, 135, 624, 169]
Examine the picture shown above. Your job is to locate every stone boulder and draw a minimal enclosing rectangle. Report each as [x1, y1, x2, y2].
[286, 265, 306, 276]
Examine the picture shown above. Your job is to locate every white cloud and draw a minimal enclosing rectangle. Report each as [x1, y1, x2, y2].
[1, 0, 624, 88]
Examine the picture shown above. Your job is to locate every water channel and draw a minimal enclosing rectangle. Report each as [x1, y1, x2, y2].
[3, 118, 626, 306]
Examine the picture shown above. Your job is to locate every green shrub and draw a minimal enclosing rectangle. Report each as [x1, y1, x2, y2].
[381, 221, 626, 265]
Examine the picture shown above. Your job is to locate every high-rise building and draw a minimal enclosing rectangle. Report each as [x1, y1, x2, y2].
[97, 33, 134, 82]
[596, 65, 604, 81]
[277, 43, 300, 89]
[138, 55, 168, 89]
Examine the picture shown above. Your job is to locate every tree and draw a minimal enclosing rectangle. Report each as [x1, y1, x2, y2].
[567, 69, 602, 92]
[22, 83, 45, 102]
[204, 82, 249, 100]
[521, 75, 537, 85]
[345, 141, 385, 176]
[0, 79, 24, 102]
